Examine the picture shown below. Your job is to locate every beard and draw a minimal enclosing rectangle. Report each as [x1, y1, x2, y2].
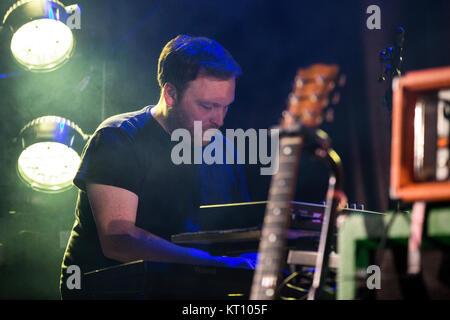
[170, 106, 219, 147]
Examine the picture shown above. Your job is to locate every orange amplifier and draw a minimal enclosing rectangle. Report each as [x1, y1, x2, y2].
[391, 66, 450, 202]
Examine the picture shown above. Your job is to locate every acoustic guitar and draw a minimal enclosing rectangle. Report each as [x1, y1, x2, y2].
[250, 64, 345, 300]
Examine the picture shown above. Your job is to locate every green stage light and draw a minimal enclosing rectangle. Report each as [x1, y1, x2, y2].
[2, 0, 75, 72]
[17, 116, 89, 193]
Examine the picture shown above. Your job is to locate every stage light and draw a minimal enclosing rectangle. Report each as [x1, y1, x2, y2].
[2, 0, 75, 72]
[16, 116, 89, 193]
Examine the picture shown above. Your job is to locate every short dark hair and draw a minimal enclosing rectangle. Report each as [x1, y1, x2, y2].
[157, 35, 242, 95]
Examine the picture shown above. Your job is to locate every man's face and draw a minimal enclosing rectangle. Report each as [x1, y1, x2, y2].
[172, 74, 235, 146]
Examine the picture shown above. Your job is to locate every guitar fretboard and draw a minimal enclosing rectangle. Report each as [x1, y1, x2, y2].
[250, 136, 303, 300]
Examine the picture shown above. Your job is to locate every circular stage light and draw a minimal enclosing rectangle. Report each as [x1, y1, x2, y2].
[18, 142, 81, 192]
[10, 18, 74, 72]
[2, 0, 75, 72]
[17, 116, 88, 193]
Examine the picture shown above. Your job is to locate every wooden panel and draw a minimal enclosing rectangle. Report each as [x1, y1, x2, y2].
[390, 66, 450, 202]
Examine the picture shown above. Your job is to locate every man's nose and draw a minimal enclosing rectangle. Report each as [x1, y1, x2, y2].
[210, 107, 226, 128]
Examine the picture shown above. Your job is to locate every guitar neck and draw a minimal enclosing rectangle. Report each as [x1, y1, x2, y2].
[250, 135, 304, 300]
[250, 63, 343, 300]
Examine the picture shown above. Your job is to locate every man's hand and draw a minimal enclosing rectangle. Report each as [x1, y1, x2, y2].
[87, 183, 223, 266]
[213, 253, 258, 270]
[239, 252, 258, 269]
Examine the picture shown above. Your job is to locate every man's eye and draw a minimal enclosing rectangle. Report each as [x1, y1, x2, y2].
[201, 104, 212, 110]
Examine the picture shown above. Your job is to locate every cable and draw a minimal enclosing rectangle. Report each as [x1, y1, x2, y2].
[278, 271, 312, 300]
[375, 201, 404, 268]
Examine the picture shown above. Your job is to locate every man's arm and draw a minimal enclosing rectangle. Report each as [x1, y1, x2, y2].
[87, 183, 253, 268]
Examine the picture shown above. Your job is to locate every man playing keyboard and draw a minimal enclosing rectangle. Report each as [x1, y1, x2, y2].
[60, 35, 255, 299]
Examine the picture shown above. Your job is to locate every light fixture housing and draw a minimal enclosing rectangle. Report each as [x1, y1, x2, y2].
[16, 116, 88, 193]
[2, 0, 75, 72]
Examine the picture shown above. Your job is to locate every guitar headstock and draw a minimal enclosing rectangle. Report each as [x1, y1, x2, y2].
[282, 64, 345, 128]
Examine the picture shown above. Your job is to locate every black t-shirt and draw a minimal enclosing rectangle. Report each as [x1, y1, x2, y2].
[60, 106, 250, 286]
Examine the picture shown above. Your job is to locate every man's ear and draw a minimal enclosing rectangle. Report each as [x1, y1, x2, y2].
[163, 83, 178, 106]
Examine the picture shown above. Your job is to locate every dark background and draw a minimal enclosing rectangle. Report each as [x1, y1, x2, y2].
[0, 0, 449, 299]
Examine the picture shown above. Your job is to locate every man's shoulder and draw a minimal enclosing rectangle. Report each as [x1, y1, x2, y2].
[95, 105, 153, 139]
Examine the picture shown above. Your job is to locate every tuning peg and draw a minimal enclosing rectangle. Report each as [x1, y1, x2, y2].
[328, 81, 336, 90]
[295, 76, 304, 89]
[309, 93, 319, 102]
[338, 75, 346, 87]
[282, 110, 294, 121]
[316, 75, 325, 85]
[325, 109, 334, 122]
[331, 92, 340, 105]
[288, 93, 299, 105]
